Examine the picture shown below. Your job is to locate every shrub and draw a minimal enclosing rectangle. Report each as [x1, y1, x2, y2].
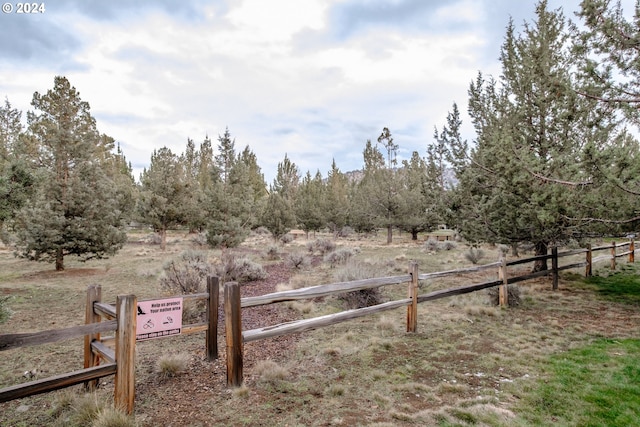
[310, 238, 336, 255]
[334, 260, 384, 309]
[464, 247, 485, 264]
[487, 285, 521, 307]
[253, 226, 271, 235]
[264, 245, 280, 260]
[425, 238, 440, 252]
[442, 241, 457, 251]
[337, 226, 354, 238]
[145, 232, 163, 245]
[190, 232, 208, 248]
[280, 233, 294, 244]
[324, 248, 355, 268]
[159, 250, 212, 295]
[156, 353, 190, 378]
[215, 254, 267, 283]
[286, 252, 310, 269]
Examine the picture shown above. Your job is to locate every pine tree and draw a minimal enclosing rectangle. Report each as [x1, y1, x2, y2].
[377, 128, 401, 244]
[14, 76, 127, 270]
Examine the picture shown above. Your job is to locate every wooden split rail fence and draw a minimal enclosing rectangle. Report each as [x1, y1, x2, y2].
[0, 240, 636, 410]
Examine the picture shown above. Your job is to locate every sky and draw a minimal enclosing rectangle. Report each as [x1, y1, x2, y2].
[0, 0, 628, 183]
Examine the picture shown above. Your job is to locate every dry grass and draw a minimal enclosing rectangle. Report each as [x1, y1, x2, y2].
[1, 231, 639, 426]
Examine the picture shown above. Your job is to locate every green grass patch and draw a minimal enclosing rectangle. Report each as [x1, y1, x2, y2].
[514, 338, 640, 426]
[584, 265, 640, 305]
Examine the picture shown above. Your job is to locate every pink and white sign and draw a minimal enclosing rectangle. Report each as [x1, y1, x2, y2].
[136, 297, 183, 341]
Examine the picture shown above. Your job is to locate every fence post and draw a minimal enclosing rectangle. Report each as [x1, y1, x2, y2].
[551, 247, 559, 291]
[84, 285, 102, 391]
[114, 294, 136, 415]
[585, 244, 592, 278]
[611, 241, 616, 270]
[206, 276, 220, 361]
[224, 282, 243, 387]
[498, 256, 508, 307]
[407, 262, 418, 333]
[630, 239, 635, 263]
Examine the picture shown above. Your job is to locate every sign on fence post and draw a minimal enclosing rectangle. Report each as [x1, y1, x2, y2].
[136, 298, 183, 341]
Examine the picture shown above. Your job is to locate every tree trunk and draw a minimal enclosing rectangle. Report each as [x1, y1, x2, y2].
[511, 243, 519, 257]
[386, 224, 393, 244]
[55, 247, 64, 271]
[160, 228, 167, 251]
[532, 241, 548, 272]
[411, 230, 419, 241]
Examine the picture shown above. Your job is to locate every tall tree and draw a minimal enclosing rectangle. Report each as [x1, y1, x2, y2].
[0, 100, 36, 233]
[397, 151, 439, 240]
[296, 170, 325, 237]
[349, 140, 385, 234]
[14, 76, 127, 270]
[138, 147, 188, 250]
[325, 159, 350, 237]
[377, 127, 401, 244]
[261, 155, 298, 240]
[572, 0, 640, 227]
[205, 129, 254, 248]
[449, 2, 610, 270]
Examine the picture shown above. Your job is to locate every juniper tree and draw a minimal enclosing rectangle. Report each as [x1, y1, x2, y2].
[325, 159, 350, 237]
[14, 76, 127, 270]
[0, 99, 35, 233]
[448, 1, 611, 270]
[205, 129, 254, 248]
[396, 151, 439, 240]
[261, 155, 298, 240]
[296, 170, 325, 238]
[138, 147, 188, 250]
[348, 139, 385, 234]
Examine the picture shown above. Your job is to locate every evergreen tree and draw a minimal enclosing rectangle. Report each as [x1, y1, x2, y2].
[296, 170, 325, 237]
[325, 159, 350, 236]
[138, 147, 188, 250]
[205, 128, 254, 248]
[377, 127, 401, 244]
[261, 155, 298, 240]
[349, 140, 385, 234]
[449, 2, 611, 270]
[14, 76, 127, 270]
[397, 151, 439, 240]
[0, 99, 36, 233]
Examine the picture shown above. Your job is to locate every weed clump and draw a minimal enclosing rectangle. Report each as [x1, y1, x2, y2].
[464, 247, 485, 264]
[254, 360, 289, 382]
[264, 245, 280, 260]
[0, 296, 11, 324]
[156, 353, 190, 378]
[487, 285, 521, 306]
